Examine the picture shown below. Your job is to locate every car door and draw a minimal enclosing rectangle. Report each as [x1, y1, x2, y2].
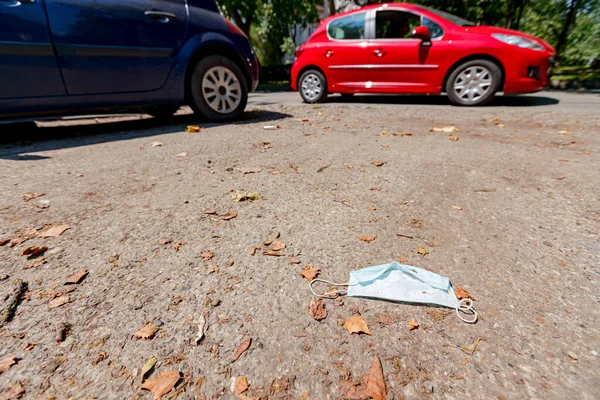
[367, 9, 448, 93]
[44, 0, 187, 95]
[323, 11, 369, 91]
[0, 0, 66, 99]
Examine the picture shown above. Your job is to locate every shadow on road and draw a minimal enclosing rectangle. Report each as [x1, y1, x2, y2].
[326, 94, 560, 107]
[0, 110, 291, 160]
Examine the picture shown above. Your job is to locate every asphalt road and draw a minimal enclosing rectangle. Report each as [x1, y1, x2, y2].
[249, 89, 600, 112]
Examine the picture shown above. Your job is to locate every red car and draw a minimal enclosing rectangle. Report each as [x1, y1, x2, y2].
[291, 3, 555, 106]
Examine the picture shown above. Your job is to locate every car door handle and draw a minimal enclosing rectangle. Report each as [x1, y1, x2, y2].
[323, 49, 334, 57]
[373, 49, 386, 57]
[144, 11, 176, 23]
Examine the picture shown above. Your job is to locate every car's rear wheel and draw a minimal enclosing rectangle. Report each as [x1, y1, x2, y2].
[189, 55, 248, 122]
[142, 105, 180, 119]
[446, 60, 502, 106]
[299, 70, 327, 103]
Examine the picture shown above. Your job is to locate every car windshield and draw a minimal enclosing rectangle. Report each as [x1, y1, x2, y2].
[419, 6, 476, 26]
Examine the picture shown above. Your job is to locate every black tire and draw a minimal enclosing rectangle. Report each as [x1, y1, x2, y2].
[142, 105, 180, 119]
[189, 55, 248, 122]
[298, 69, 328, 103]
[446, 60, 502, 106]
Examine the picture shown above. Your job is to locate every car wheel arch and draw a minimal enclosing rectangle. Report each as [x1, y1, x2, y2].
[184, 42, 251, 104]
[297, 65, 327, 89]
[442, 54, 505, 93]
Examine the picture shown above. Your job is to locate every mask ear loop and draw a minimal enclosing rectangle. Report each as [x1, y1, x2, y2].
[451, 287, 478, 323]
[309, 278, 349, 299]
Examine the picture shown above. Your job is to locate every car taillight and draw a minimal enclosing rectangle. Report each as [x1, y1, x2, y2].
[224, 18, 247, 38]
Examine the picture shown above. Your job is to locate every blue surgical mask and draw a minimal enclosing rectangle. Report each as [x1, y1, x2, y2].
[310, 261, 477, 323]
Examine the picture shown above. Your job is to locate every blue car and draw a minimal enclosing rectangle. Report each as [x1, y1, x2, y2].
[0, 0, 259, 122]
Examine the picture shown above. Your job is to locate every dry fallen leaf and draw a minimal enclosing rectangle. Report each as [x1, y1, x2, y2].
[565, 308, 574, 313]
[431, 126, 459, 133]
[140, 356, 157, 382]
[359, 235, 375, 243]
[0, 381, 25, 399]
[344, 316, 372, 336]
[25, 257, 47, 270]
[567, 352, 578, 361]
[64, 269, 88, 285]
[339, 379, 369, 400]
[299, 265, 321, 282]
[134, 323, 159, 340]
[309, 299, 327, 321]
[0, 355, 18, 373]
[454, 286, 476, 301]
[452, 206, 463, 210]
[220, 210, 238, 221]
[231, 191, 262, 202]
[22, 192, 45, 202]
[263, 250, 285, 257]
[141, 370, 181, 400]
[186, 125, 201, 133]
[408, 318, 419, 331]
[366, 357, 386, 400]
[20, 246, 48, 258]
[460, 337, 481, 355]
[48, 294, 70, 309]
[38, 224, 70, 238]
[176, 152, 188, 158]
[371, 161, 385, 167]
[288, 255, 301, 264]
[195, 315, 206, 344]
[234, 376, 249, 394]
[200, 250, 214, 261]
[416, 247, 429, 256]
[232, 338, 252, 362]
[271, 240, 286, 251]
[149, 141, 163, 148]
[373, 313, 395, 326]
[449, 135, 459, 141]
[172, 241, 185, 252]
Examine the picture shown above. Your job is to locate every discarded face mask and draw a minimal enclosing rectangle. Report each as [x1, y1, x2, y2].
[309, 261, 477, 323]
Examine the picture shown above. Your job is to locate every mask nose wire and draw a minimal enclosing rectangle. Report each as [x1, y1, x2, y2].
[453, 296, 478, 324]
[309, 278, 350, 299]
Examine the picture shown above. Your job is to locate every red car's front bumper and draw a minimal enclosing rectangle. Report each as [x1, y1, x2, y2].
[503, 49, 553, 94]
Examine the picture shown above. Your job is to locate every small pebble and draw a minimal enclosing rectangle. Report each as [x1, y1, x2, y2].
[154, 320, 164, 327]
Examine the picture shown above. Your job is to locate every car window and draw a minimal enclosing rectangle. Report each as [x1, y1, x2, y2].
[423, 17, 444, 39]
[328, 13, 366, 40]
[375, 10, 421, 39]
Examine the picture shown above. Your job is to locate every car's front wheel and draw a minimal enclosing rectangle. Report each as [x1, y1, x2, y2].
[446, 60, 502, 106]
[189, 55, 248, 122]
[299, 70, 328, 103]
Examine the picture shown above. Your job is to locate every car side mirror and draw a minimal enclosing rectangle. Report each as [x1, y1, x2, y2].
[412, 26, 432, 46]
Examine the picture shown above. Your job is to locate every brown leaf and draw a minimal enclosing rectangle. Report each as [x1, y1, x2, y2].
[371, 161, 385, 167]
[288, 255, 301, 264]
[25, 257, 47, 270]
[232, 338, 252, 362]
[408, 319, 419, 331]
[416, 247, 429, 256]
[234, 376, 249, 394]
[340, 380, 369, 400]
[176, 152, 188, 158]
[20, 246, 48, 258]
[172, 241, 185, 252]
[343, 316, 372, 335]
[134, 323, 159, 340]
[204, 210, 218, 215]
[449, 135, 459, 141]
[141, 370, 181, 400]
[263, 250, 284, 257]
[0, 355, 18, 373]
[271, 240, 285, 251]
[460, 337, 481, 355]
[0, 381, 25, 400]
[366, 357, 386, 400]
[200, 250, 214, 261]
[220, 210, 238, 221]
[359, 235, 375, 243]
[309, 299, 327, 321]
[38, 224, 70, 238]
[149, 141, 163, 148]
[64, 269, 88, 285]
[565, 308, 574, 313]
[186, 125, 201, 133]
[454, 286, 476, 301]
[22, 192, 45, 202]
[263, 232, 281, 245]
[299, 265, 321, 282]
[48, 294, 70, 309]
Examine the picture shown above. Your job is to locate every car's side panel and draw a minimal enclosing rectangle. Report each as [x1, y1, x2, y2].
[0, 0, 66, 99]
[45, 0, 187, 95]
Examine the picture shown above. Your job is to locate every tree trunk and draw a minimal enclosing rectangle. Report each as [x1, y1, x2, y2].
[231, 10, 254, 37]
[555, 0, 579, 60]
[327, 0, 336, 15]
